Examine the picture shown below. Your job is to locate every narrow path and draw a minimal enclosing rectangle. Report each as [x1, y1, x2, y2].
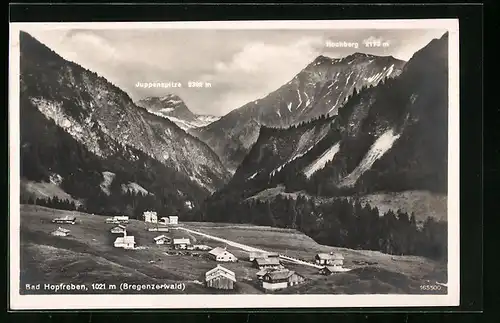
[176, 227, 322, 269]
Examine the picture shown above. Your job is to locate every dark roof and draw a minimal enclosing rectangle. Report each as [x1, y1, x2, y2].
[264, 270, 296, 281]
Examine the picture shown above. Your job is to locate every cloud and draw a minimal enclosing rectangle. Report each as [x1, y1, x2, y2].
[202, 36, 324, 113]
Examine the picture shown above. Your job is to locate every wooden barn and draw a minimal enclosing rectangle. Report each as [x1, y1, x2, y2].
[205, 265, 236, 290]
[153, 235, 171, 245]
[261, 270, 305, 291]
[208, 247, 238, 262]
[110, 225, 126, 234]
[52, 216, 76, 224]
[51, 227, 70, 237]
[315, 252, 344, 266]
[253, 257, 281, 270]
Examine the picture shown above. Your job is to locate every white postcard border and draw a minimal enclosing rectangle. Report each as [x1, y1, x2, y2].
[9, 19, 460, 310]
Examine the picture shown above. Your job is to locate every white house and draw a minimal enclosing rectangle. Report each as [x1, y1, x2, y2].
[153, 235, 171, 245]
[110, 225, 126, 234]
[172, 238, 190, 249]
[169, 216, 178, 225]
[208, 247, 238, 262]
[315, 252, 344, 266]
[143, 211, 158, 223]
[114, 236, 136, 249]
[51, 227, 70, 237]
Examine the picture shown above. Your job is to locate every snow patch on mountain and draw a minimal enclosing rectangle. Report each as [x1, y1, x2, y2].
[100, 171, 116, 195]
[287, 102, 292, 112]
[121, 182, 150, 195]
[160, 107, 175, 113]
[339, 128, 401, 187]
[247, 171, 259, 180]
[303, 142, 341, 178]
[296, 89, 303, 109]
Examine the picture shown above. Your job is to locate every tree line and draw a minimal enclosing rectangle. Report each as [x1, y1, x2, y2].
[200, 194, 447, 261]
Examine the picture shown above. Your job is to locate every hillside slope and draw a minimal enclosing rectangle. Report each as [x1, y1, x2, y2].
[20, 31, 230, 198]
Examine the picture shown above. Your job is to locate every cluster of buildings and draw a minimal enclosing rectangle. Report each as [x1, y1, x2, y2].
[50, 210, 348, 293]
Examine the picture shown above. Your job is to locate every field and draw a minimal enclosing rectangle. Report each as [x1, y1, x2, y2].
[19, 205, 447, 295]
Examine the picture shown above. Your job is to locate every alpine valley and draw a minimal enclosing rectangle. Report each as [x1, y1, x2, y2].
[20, 31, 230, 217]
[19, 29, 449, 265]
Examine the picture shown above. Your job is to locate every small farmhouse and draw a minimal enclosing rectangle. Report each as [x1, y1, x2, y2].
[153, 235, 171, 245]
[114, 236, 136, 249]
[205, 265, 236, 290]
[208, 247, 238, 262]
[253, 257, 281, 270]
[143, 211, 158, 223]
[169, 216, 179, 225]
[52, 216, 76, 224]
[51, 227, 70, 237]
[110, 225, 126, 234]
[315, 252, 344, 266]
[261, 270, 305, 291]
[172, 238, 190, 249]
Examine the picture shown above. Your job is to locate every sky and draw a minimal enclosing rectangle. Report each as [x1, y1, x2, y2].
[24, 28, 447, 116]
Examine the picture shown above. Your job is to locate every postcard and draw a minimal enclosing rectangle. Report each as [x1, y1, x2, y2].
[9, 18, 459, 309]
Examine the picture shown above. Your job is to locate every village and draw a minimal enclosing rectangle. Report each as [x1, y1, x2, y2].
[49, 210, 351, 293]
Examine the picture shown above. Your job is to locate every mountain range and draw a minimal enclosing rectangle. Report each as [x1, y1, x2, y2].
[136, 94, 220, 131]
[191, 53, 406, 172]
[201, 32, 449, 223]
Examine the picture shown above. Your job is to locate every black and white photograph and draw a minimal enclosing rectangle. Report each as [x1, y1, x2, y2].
[9, 19, 460, 309]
